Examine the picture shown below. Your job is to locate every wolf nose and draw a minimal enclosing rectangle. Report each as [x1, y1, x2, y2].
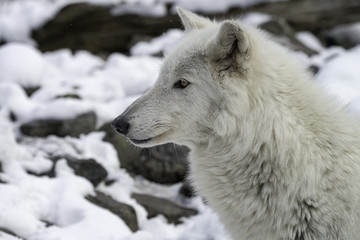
[111, 117, 130, 135]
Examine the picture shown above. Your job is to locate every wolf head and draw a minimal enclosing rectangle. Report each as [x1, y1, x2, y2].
[112, 8, 287, 148]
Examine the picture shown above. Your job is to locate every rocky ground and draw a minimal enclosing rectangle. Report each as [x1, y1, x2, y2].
[0, 0, 360, 239]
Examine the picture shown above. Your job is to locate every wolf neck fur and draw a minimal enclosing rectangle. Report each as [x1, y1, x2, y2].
[189, 75, 357, 233]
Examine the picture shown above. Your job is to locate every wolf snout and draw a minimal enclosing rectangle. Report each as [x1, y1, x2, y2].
[111, 116, 130, 135]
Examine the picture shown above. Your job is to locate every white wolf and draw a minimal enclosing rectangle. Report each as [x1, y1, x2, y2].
[112, 8, 360, 240]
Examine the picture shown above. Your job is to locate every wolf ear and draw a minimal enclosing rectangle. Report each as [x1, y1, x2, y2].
[208, 21, 250, 72]
[177, 7, 212, 31]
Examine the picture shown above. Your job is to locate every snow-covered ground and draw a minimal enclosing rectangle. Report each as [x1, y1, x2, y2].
[1, 1, 360, 240]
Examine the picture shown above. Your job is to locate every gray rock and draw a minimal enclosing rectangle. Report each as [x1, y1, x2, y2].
[26, 156, 57, 178]
[308, 65, 320, 76]
[0, 161, 5, 184]
[132, 193, 198, 224]
[259, 19, 318, 56]
[26, 168, 55, 178]
[0, 227, 23, 240]
[9, 111, 17, 122]
[247, 0, 360, 31]
[25, 155, 108, 187]
[86, 191, 138, 232]
[20, 112, 96, 138]
[140, 143, 189, 183]
[32, 3, 180, 55]
[41, 220, 54, 228]
[100, 122, 189, 184]
[23, 86, 40, 97]
[179, 181, 197, 198]
[54, 93, 81, 100]
[65, 155, 108, 187]
[31, 0, 360, 55]
[322, 23, 360, 49]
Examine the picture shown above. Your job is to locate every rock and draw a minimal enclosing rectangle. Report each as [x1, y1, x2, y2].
[259, 19, 318, 56]
[0, 161, 5, 184]
[0, 227, 23, 240]
[179, 181, 197, 198]
[100, 122, 189, 184]
[308, 65, 320, 76]
[32, 3, 180, 55]
[65, 155, 108, 187]
[54, 93, 81, 99]
[140, 143, 189, 183]
[20, 112, 96, 138]
[104, 179, 116, 186]
[23, 86, 40, 97]
[322, 23, 360, 49]
[26, 168, 56, 178]
[41, 220, 54, 227]
[247, 0, 360, 31]
[31, 1, 360, 55]
[86, 191, 138, 232]
[26, 156, 57, 178]
[25, 155, 108, 186]
[132, 193, 198, 224]
[9, 111, 17, 122]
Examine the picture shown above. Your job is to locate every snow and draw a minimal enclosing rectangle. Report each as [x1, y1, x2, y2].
[295, 31, 325, 52]
[111, 2, 167, 17]
[0, 43, 161, 125]
[0, 43, 45, 86]
[0, 1, 360, 240]
[327, 22, 360, 47]
[131, 29, 184, 56]
[315, 46, 360, 105]
[171, 0, 288, 13]
[240, 12, 272, 27]
[0, 1, 59, 44]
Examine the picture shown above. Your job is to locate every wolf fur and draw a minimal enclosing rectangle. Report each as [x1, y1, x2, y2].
[112, 8, 360, 240]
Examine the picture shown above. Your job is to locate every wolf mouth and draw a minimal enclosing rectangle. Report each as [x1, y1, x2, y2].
[129, 130, 171, 145]
[129, 137, 152, 145]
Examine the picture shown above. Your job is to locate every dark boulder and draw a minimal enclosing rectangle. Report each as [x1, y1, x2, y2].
[0, 228, 23, 240]
[0, 161, 5, 184]
[23, 86, 40, 97]
[31, 0, 360, 56]
[132, 193, 198, 224]
[26, 155, 108, 186]
[308, 65, 320, 76]
[86, 191, 138, 232]
[259, 19, 318, 56]
[179, 181, 197, 198]
[32, 3, 180, 55]
[321, 23, 360, 49]
[247, 0, 360, 31]
[65, 155, 108, 187]
[20, 112, 96, 138]
[54, 93, 81, 100]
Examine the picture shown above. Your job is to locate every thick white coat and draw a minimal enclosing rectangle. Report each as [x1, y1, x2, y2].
[114, 8, 360, 240]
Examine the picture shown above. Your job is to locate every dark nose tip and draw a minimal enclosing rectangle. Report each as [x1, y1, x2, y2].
[111, 117, 130, 135]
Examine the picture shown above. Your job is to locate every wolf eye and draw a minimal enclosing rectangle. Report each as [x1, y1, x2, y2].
[174, 79, 190, 89]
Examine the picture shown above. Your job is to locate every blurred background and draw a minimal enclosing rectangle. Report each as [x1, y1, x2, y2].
[0, 0, 360, 239]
